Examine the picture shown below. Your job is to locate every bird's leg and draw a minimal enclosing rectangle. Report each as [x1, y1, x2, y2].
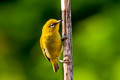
[59, 59, 64, 63]
[60, 35, 70, 63]
[59, 59, 70, 63]
[59, 57, 71, 63]
[62, 35, 68, 41]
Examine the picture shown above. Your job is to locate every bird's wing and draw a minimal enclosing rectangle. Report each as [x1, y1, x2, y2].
[40, 37, 50, 62]
[44, 48, 50, 62]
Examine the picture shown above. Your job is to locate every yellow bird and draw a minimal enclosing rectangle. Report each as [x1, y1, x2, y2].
[40, 19, 62, 72]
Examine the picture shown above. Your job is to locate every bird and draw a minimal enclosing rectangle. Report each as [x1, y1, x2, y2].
[40, 19, 62, 72]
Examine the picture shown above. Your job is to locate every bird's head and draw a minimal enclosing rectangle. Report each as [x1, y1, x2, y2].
[42, 19, 62, 33]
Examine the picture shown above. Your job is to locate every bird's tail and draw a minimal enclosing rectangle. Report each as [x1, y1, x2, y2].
[51, 60, 59, 72]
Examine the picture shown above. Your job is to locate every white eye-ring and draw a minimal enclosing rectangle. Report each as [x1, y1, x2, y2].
[50, 24, 55, 28]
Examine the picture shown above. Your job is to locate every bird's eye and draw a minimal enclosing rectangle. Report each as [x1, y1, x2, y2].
[50, 23, 55, 28]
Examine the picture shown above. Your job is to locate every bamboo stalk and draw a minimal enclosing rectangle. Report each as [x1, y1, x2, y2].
[61, 0, 73, 80]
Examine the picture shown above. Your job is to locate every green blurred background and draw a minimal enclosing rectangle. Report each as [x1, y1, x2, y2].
[0, 0, 120, 80]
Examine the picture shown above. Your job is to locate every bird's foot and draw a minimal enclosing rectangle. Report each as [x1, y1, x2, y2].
[59, 60, 64, 63]
[62, 35, 68, 41]
[59, 58, 71, 63]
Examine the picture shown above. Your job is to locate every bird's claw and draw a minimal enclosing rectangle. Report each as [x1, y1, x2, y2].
[62, 35, 68, 41]
[59, 59, 71, 63]
[59, 60, 64, 63]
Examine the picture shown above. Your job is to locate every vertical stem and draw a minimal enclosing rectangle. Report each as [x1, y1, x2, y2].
[61, 0, 73, 80]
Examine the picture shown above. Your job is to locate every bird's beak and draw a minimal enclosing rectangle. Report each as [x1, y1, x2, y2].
[53, 19, 62, 26]
[57, 19, 63, 23]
